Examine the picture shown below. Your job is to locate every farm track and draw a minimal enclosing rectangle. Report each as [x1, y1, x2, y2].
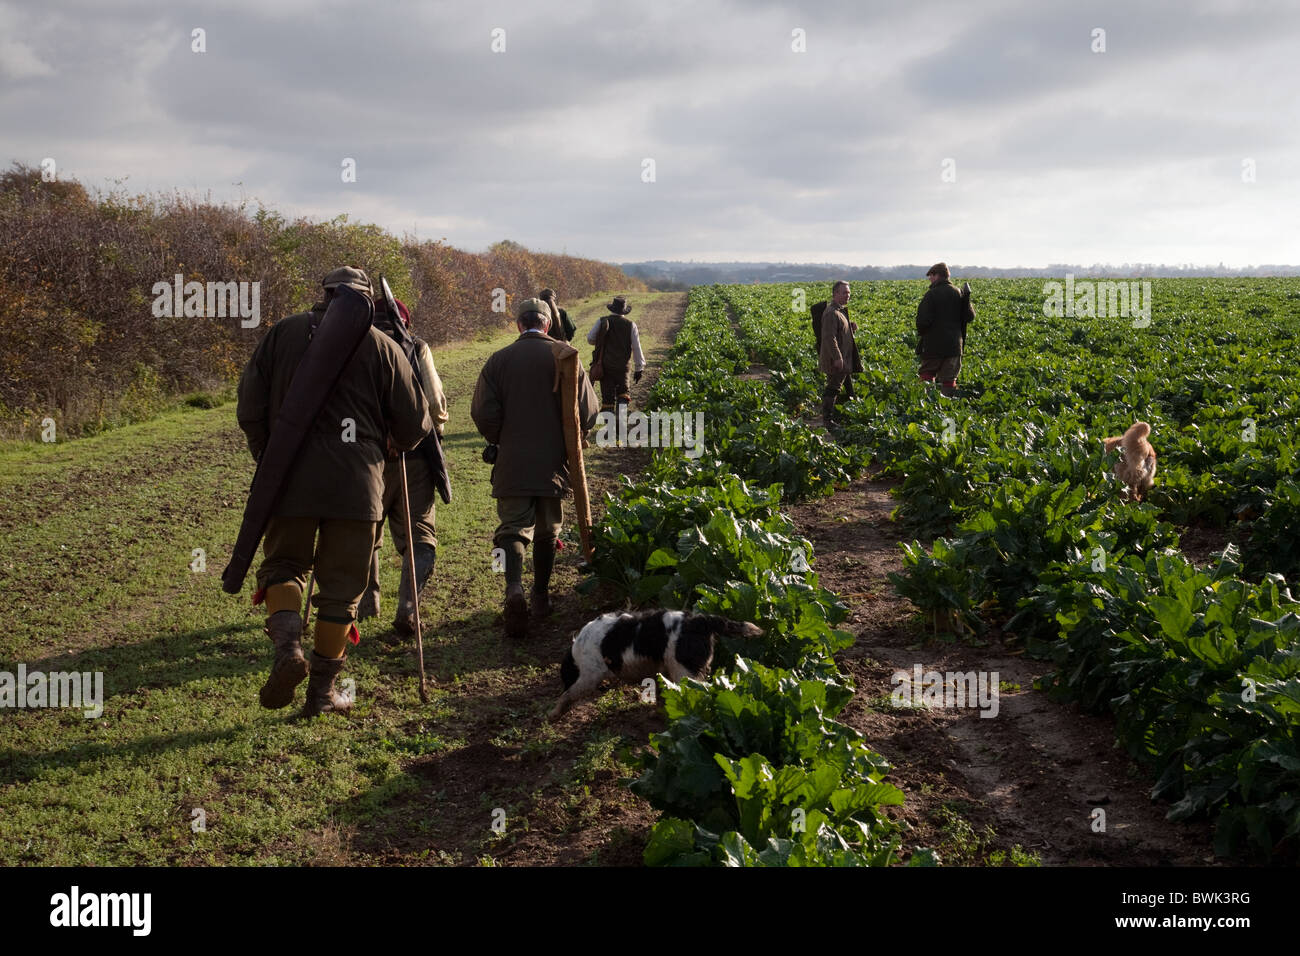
[350, 292, 689, 866]
[789, 477, 1219, 865]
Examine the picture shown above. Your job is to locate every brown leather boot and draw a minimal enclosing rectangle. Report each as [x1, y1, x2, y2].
[299, 652, 353, 718]
[259, 610, 308, 709]
[503, 582, 529, 638]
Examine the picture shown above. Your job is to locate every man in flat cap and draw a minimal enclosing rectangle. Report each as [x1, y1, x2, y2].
[471, 298, 599, 638]
[237, 266, 433, 716]
[586, 295, 645, 411]
[915, 262, 973, 396]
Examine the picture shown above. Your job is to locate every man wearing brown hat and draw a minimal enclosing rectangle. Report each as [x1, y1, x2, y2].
[915, 262, 973, 396]
[471, 298, 599, 637]
[237, 266, 433, 716]
[586, 295, 645, 410]
[538, 288, 576, 342]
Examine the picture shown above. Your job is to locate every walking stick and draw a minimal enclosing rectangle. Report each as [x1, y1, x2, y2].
[302, 570, 315, 632]
[399, 453, 429, 703]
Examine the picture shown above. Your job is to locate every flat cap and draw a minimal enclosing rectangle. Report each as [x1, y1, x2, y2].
[517, 297, 551, 320]
[321, 266, 372, 295]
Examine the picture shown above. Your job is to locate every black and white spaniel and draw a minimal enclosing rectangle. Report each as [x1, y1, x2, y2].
[550, 609, 763, 719]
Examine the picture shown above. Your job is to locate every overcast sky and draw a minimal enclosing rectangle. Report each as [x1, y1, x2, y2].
[2, 0, 1296, 267]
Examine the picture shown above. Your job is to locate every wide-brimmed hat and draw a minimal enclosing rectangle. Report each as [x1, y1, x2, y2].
[607, 296, 632, 315]
[321, 266, 372, 295]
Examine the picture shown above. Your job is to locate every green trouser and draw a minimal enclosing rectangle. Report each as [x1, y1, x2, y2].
[494, 495, 562, 591]
[256, 516, 378, 623]
[362, 455, 438, 607]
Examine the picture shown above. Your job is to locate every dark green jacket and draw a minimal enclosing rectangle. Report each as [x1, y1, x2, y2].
[916, 280, 970, 358]
[470, 333, 599, 498]
[236, 308, 432, 521]
[556, 307, 576, 342]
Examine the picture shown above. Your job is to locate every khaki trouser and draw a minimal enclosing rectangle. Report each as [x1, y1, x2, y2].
[256, 516, 377, 623]
[377, 453, 438, 556]
[362, 454, 438, 608]
[919, 355, 962, 385]
[494, 495, 563, 549]
[822, 370, 848, 423]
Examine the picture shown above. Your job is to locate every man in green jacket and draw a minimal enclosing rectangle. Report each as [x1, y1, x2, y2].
[357, 297, 449, 636]
[236, 267, 433, 716]
[538, 288, 576, 342]
[915, 262, 972, 396]
[471, 298, 599, 638]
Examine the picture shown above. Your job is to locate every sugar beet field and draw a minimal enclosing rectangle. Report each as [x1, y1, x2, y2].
[2, 279, 1298, 867]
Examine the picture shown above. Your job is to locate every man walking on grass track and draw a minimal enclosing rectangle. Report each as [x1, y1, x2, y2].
[586, 295, 646, 412]
[357, 295, 449, 637]
[235, 267, 432, 717]
[538, 288, 576, 342]
[819, 280, 854, 426]
[471, 298, 599, 639]
[916, 262, 974, 397]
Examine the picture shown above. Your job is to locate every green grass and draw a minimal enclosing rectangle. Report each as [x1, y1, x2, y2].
[0, 292, 681, 865]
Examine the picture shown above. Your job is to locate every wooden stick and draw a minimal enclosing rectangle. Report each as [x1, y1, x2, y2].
[399, 453, 429, 703]
[302, 571, 315, 632]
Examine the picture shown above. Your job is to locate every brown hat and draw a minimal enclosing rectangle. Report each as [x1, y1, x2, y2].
[926, 262, 950, 279]
[538, 288, 557, 301]
[321, 266, 372, 295]
[607, 296, 632, 315]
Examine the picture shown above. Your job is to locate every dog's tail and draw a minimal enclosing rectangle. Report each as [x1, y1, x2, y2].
[696, 614, 764, 640]
[1103, 421, 1151, 454]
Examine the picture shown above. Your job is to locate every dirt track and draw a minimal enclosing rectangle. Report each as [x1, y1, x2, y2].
[788, 477, 1219, 865]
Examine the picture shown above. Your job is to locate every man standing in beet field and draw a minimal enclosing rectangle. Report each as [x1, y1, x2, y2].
[818, 280, 854, 426]
[915, 262, 973, 396]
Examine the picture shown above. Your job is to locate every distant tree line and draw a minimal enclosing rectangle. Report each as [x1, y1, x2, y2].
[623, 260, 1300, 288]
[0, 163, 643, 439]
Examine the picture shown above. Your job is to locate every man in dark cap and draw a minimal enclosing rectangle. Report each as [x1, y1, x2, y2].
[357, 297, 448, 636]
[471, 298, 599, 638]
[237, 266, 433, 716]
[538, 288, 576, 342]
[586, 295, 645, 411]
[915, 262, 973, 396]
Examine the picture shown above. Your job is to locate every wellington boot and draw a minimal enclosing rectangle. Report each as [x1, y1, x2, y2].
[393, 544, 436, 637]
[530, 588, 553, 618]
[259, 610, 308, 709]
[503, 582, 529, 639]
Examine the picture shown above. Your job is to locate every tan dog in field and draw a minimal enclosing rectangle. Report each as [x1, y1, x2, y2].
[1102, 421, 1158, 502]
